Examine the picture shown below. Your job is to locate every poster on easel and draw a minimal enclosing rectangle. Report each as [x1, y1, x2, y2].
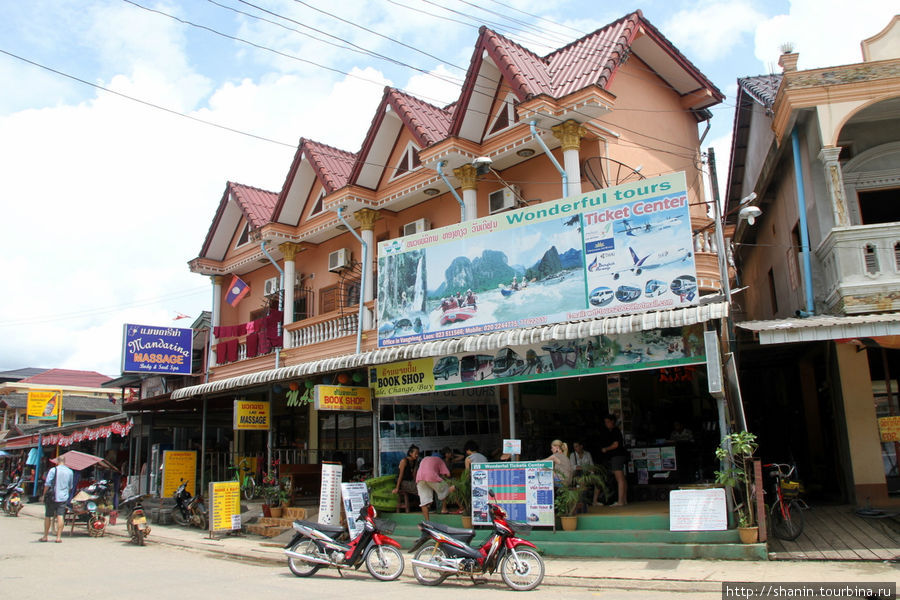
[471, 461, 554, 527]
[318, 462, 343, 525]
[341, 482, 370, 538]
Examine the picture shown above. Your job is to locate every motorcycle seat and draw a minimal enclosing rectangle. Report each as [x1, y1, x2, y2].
[423, 521, 475, 538]
[294, 519, 345, 535]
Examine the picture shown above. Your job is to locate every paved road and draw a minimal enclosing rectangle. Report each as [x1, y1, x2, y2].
[0, 512, 721, 599]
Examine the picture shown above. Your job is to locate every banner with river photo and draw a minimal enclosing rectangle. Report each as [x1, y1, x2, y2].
[376, 172, 697, 348]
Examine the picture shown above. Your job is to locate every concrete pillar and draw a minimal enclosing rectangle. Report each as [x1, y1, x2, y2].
[552, 120, 587, 197]
[211, 275, 222, 367]
[818, 146, 850, 226]
[453, 164, 479, 221]
[354, 208, 379, 329]
[279, 243, 303, 328]
[836, 342, 889, 504]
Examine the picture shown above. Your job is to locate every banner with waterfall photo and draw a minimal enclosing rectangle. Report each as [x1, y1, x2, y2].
[376, 172, 697, 348]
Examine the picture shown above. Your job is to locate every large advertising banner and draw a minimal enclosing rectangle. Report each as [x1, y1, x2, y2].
[377, 172, 696, 347]
[471, 462, 555, 527]
[122, 323, 193, 375]
[371, 325, 706, 398]
[27, 389, 62, 420]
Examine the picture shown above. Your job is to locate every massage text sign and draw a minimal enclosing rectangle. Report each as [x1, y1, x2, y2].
[377, 173, 696, 347]
[314, 385, 373, 412]
[233, 400, 270, 430]
[209, 481, 242, 532]
[162, 450, 196, 498]
[27, 389, 62, 420]
[371, 324, 706, 398]
[122, 323, 193, 375]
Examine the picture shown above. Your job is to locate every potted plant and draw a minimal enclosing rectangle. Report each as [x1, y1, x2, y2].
[262, 473, 291, 518]
[554, 484, 581, 531]
[445, 469, 472, 527]
[715, 431, 759, 543]
[577, 464, 610, 507]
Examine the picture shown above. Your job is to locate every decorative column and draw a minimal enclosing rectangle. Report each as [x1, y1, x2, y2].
[211, 275, 223, 367]
[552, 119, 587, 197]
[354, 208, 379, 330]
[819, 146, 850, 227]
[279, 243, 304, 333]
[453, 164, 479, 221]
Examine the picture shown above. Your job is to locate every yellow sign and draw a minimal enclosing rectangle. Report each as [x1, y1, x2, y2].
[233, 400, 270, 430]
[209, 481, 241, 532]
[27, 389, 62, 420]
[370, 359, 435, 397]
[314, 385, 373, 411]
[879, 416, 900, 442]
[162, 451, 197, 498]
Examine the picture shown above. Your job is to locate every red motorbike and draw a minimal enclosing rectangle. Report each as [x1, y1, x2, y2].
[284, 503, 405, 581]
[409, 490, 545, 591]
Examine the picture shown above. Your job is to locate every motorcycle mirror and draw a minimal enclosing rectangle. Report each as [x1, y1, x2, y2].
[488, 489, 496, 500]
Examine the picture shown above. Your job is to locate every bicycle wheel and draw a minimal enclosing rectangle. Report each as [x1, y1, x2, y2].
[771, 500, 804, 541]
[242, 477, 257, 500]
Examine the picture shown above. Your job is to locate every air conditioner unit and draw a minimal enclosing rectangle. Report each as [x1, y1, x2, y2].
[403, 218, 431, 236]
[328, 248, 350, 272]
[489, 185, 519, 214]
[263, 277, 281, 296]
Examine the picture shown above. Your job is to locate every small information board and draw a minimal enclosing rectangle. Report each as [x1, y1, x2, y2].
[161, 451, 197, 498]
[318, 462, 343, 526]
[209, 481, 242, 533]
[878, 416, 900, 442]
[669, 488, 727, 531]
[471, 461, 554, 527]
[341, 482, 370, 538]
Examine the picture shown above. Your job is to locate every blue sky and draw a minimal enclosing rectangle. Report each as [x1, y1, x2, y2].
[0, 0, 896, 376]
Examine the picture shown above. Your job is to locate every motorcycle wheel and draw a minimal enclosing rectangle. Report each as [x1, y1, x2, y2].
[13, 502, 22, 517]
[133, 527, 145, 546]
[88, 516, 105, 538]
[194, 512, 208, 531]
[411, 543, 450, 586]
[287, 539, 321, 577]
[364, 545, 404, 581]
[172, 508, 189, 526]
[500, 548, 544, 591]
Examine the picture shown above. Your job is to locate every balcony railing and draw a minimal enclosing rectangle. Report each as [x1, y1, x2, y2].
[286, 312, 359, 349]
[817, 223, 900, 313]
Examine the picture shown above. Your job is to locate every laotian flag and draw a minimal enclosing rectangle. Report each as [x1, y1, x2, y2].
[225, 274, 250, 307]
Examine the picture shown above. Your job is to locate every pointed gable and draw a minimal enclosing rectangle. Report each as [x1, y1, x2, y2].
[272, 138, 356, 227]
[198, 181, 278, 261]
[350, 87, 452, 190]
[452, 12, 723, 141]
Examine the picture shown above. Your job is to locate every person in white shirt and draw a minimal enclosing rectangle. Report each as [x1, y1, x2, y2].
[569, 441, 594, 473]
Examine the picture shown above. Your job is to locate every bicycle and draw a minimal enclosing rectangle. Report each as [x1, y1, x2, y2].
[230, 459, 258, 501]
[764, 462, 807, 541]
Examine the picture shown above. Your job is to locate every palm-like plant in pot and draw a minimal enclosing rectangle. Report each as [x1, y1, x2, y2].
[714, 431, 758, 535]
[445, 469, 471, 517]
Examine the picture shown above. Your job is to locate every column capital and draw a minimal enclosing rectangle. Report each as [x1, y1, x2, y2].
[453, 164, 479, 191]
[552, 120, 587, 152]
[211, 275, 224, 285]
[354, 208, 380, 231]
[818, 146, 842, 165]
[279, 242, 305, 261]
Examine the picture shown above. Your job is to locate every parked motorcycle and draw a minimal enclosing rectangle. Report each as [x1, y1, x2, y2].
[71, 479, 113, 537]
[121, 493, 151, 546]
[284, 503, 405, 581]
[172, 479, 207, 530]
[1, 478, 24, 517]
[409, 490, 545, 591]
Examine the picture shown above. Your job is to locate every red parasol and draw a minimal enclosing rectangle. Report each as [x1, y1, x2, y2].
[49, 450, 118, 472]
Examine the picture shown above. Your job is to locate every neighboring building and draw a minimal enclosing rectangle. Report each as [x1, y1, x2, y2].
[171, 12, 734, 490]
[0, 368, 118, 430]
[725, 16, 900, 505]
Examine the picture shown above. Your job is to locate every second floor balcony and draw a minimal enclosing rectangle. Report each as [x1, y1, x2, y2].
[817, 223, 900, 314]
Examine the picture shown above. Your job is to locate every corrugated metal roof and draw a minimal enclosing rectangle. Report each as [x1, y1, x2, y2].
[738, 312, 900, 344]
[172, 302, 728, 400]
[19, 368, 112, 387]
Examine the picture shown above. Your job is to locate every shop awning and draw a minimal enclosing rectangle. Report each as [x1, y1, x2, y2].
[172, 301, 729, 400]
[737, 312, 900, 345]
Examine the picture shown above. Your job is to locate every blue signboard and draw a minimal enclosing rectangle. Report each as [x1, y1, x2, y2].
[122, 323, 193, 375]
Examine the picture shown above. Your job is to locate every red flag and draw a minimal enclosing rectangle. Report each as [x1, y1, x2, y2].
[225, 275, 250, 307]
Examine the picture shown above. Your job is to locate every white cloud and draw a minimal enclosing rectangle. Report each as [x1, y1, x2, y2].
[754, 0, 899, 71]
[663, 1, 766, 60]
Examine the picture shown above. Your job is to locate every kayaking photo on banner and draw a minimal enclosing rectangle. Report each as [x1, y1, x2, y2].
[376, 172, 697, 348]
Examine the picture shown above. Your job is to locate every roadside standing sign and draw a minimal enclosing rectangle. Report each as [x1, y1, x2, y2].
[209, 481, 242, 534]
[162, 450, 197, 498]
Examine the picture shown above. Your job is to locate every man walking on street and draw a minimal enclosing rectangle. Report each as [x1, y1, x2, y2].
[40, 455, 74, 543]
[415, 451, 455, 521]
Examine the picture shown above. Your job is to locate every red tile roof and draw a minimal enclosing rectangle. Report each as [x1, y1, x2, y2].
[228, 182, 279, 228]
[19, 368, 112, 388]
[388, 88, 453, 146]
[302, 139, 356, 193]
